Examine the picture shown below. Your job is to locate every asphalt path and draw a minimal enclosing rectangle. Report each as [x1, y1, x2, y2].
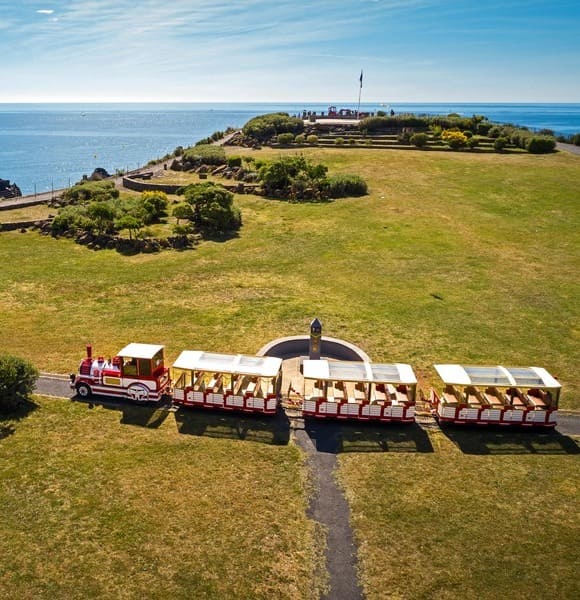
[556, 142, 580, 156]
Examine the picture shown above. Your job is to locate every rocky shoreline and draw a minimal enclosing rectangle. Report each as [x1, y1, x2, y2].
[0, 178, 22, 200]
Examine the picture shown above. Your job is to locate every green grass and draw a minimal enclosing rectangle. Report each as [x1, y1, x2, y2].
[0, 396, 323, 599]
[338, 428, 580, 599]
[0, 148, 577, 408]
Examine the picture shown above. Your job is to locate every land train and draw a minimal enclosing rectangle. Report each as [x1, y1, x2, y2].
[71, 343, 561, 428]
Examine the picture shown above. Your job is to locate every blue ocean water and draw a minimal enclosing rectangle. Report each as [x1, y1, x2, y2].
[1, 102, 579, 195]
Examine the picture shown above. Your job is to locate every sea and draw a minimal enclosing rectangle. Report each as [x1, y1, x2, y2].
[1, 102, 579, 196]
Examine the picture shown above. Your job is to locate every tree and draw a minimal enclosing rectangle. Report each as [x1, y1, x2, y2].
[141, 191, 168, 223]
[86, 201, 116, 234]
[115, 214, 143, 240]
[0, 355, 39, 411]
[183, 182, 241, 233]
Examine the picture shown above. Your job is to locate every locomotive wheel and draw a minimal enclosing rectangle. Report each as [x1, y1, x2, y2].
[76, 383, 92, 398]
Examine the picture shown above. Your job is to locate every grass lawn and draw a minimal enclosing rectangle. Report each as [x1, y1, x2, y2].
[0, 203, 54, 223]
[337, 426, 580, 600]
[0, 396, 323, 599]
[0, 147, 577, 408]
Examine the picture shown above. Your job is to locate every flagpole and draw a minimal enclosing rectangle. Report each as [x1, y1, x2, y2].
[357, 70, 363, 119]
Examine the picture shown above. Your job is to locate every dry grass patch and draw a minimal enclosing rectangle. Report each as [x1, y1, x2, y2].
[338, 428, 580, 600]
[0, 397, 323, 599]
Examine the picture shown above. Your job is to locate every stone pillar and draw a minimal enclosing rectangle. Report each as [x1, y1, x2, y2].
[309, 318, 322, 360]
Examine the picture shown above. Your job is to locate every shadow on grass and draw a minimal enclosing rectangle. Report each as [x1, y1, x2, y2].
[440, 424, 580, 455]
[174, 405, 290, 446]
[72, 394, 171, 429]
[0, 399, 39, 441]
[304, 419, 434, 454]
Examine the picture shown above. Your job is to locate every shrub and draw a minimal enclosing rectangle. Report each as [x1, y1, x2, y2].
[410, 133, 429, 148]
[572, 133, 580, 146]
[183, 182, 241, 233]
[493, 137, 509, 151]
[306, 134, 318, 145]
[183, 144, 226, 166]
[295, 133, 306, 144]
[327, 174, 368, 198]
[348, 138, 356, 145]
[466, 137, 479, 149]
[62, 180, 119, 205]
[227, 156, 242, 168]
[476, 121, 493, 135]
[242, 113, 304, 141]
[0, 354, 38, 411]
[86, 201, 116, 233]
[526, 136, 556, 154]
[488, 126, 502, 139]
[335, 137, 345, 146]
[277, 132, 295, 145]
[173, 203, 194, 223]
[442, 130, 468, 149]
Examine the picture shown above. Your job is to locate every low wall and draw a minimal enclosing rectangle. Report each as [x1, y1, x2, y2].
[122, 176, 260, 195]
[0, 219, 50, 232]
[257, 335, 370, 362]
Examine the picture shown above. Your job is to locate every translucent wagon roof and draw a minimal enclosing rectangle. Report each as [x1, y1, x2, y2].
[172, 351, 282, 377]
[117, 343, 164, 359]
[433, 365, 560, 389]
[302, 360, 417, 384]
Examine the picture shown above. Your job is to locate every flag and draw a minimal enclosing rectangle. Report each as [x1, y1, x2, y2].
[359, 70, 363, 88]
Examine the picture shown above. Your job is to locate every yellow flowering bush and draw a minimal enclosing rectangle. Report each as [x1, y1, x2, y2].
[441, 129, 468, 149]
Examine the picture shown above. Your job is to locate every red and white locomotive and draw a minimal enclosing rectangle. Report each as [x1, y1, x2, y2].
[71, 343, 171, 402]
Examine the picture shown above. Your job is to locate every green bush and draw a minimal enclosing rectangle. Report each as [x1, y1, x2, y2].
[306, 134, 318, 145]
[410, 133, 429, 148]
[242, 113, 304, 141]
[295, 133, 306, 144]
[277, 132, 295, 145]
[62, 180, 119, 205]
[526, 136, 556, 154]
[466, 137, 480, 149]
[572, 133, 580, 146]
[488, 126, 502, 139]
[335, 137, 345, 146]
[182, 182, 241, 233]
[327, 174, 368, 198]
[0, 354, 38, 411]
[183, 144, 226, 166]
[227, 156, 243, 168]
[493, 137, 509, 151]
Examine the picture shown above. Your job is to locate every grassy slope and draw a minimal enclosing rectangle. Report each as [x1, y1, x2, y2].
[0, 148, 577, 407]
[0, 397, 322, 599]
[338, 429, 580, 600]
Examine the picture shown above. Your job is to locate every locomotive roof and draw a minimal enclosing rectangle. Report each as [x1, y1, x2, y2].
[434, 365, 560, 389]
[302, 360, 417, 385]
[117, 343, 165, 360]
[172, 351, 282, 377]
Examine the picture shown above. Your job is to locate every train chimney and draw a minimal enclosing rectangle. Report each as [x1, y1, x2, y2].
[86, 344, 93, 360]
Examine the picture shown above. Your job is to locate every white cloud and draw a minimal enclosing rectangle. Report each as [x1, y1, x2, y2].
[36, 9, 54, 14]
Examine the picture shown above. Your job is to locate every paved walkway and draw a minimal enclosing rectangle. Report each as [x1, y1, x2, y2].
[556, 142, 580, 155]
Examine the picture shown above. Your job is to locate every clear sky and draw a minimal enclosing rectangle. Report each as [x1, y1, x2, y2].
[1, 0, 579, 103]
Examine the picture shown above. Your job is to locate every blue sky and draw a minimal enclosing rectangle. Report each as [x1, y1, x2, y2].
[0, 0, 579, 102]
